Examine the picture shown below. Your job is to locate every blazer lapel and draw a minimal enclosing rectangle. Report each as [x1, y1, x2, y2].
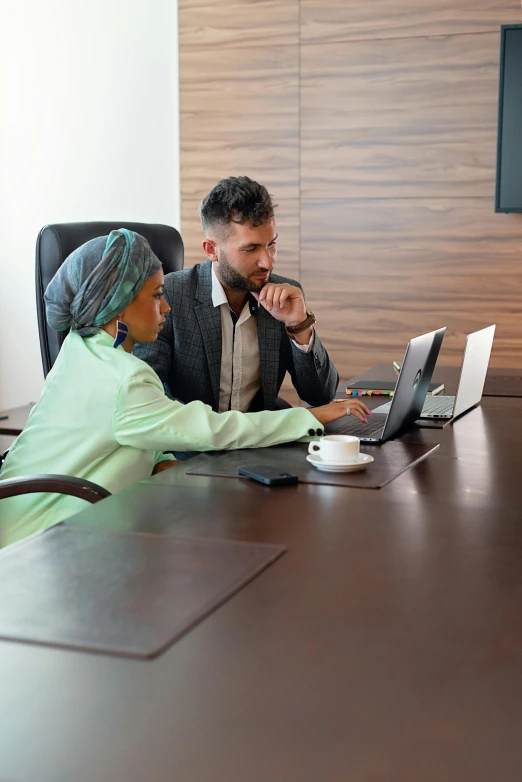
[257, 306, 281, 410]
[194, 261, 222, 410]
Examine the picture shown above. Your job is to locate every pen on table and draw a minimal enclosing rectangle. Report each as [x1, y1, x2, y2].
[392, 361, 401, 375]
[0, 415, 8, 420]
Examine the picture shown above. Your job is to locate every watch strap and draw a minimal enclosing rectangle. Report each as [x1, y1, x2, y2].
[286, 309, 316, 335]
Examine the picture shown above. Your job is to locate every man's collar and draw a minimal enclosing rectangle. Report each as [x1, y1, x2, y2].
[211, 261, 228, 307]
[247, 294, 259, 316]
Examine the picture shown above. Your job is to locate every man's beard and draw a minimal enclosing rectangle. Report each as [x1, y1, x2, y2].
[217, 250, 268, 292]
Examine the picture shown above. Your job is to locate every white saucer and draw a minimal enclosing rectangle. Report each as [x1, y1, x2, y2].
[306, 452, 374, 473]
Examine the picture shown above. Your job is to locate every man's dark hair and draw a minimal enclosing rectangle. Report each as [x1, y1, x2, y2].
[198, 176, 277, 237]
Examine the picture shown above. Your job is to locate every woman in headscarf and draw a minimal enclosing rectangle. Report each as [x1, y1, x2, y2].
[0, 229, 369, 546]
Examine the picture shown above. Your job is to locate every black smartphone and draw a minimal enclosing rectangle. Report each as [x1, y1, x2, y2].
[238, 465, 298, 486]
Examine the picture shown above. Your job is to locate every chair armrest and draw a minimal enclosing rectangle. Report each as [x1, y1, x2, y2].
[0, 474, 111, 503]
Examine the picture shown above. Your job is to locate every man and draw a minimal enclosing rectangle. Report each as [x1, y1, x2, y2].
[134, 176, 339, 415]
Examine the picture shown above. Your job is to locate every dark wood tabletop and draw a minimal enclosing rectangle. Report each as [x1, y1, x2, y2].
[1, 366, 522, 781]
[0, 403, 34, 436]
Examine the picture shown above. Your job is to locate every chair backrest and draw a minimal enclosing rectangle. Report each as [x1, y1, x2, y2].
[36, 221, 184, 377]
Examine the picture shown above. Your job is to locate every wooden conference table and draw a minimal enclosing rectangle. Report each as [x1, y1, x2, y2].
[1, 366, 522, 781]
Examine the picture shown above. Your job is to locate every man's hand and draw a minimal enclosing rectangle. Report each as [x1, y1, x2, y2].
[253, 283, 307, 329]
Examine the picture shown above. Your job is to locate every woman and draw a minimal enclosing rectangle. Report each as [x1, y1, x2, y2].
[0, 229, 369, 546]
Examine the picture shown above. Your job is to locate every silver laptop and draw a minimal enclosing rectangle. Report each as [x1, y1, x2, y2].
[375, 324, 496, 422]
[326, 327, 446, 443]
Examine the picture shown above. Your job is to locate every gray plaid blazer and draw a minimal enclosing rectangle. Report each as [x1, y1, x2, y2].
[134, 260, 339, 411]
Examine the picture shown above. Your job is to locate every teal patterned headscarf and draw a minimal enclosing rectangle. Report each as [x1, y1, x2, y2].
[45, 229, 161, 337]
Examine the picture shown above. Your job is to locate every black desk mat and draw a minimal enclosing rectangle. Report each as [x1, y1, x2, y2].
[0, 527, 285, 659]
[185, 441, 439, 489]
[483, 374, 522, 397]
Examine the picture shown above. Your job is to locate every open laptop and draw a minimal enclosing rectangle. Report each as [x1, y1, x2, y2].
[326, 327, 446, 443]
[374, 324, 496, 423]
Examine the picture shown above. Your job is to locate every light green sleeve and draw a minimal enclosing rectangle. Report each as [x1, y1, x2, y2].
[154, 452, 177, 465]
[112, 363, 322, 452]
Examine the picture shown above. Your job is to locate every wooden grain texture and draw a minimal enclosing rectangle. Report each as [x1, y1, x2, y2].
[180, 45, 298, 200]
[301, 0, 522, 43]
[301, 199, 522, 378]
[178, 0, 522, 382]
[6, 396, 522, 782]
[181, 198, 300, 279]
[301, 33, 500, 198]
[179, 0, 298, 50]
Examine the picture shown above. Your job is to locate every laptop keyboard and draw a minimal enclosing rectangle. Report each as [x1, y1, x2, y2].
[372, 395, 455, 418]
[326, 413, 388, 438]
[421, 395, 455, 416]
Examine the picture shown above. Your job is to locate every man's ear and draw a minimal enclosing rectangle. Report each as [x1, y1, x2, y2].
[202, 238, 218, 261]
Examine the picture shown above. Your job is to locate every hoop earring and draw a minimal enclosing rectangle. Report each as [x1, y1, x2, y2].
[113, 319, 128, 349]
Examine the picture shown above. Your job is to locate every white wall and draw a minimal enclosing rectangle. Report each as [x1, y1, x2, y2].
[0, 0, 180, 409]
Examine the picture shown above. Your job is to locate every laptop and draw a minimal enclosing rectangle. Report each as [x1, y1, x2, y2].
[374, 325, 496, 423]
[326, 327, 446, 443]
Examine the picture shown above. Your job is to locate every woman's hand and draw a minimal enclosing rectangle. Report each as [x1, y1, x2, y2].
[152, 459, 180, 475]
[310, 398, 371, 426]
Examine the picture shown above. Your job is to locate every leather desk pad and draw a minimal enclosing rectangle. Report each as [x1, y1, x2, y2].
[0, 527, 285, 659]
[186, 441, 439, 489]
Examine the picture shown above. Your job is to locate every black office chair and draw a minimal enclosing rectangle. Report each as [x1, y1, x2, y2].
[0, 466, 110, 549]
[0, 221, 184, 507]
[0, 473, 111, 503]
[36, 221, 184, 376]
[0, 438, 110, 505]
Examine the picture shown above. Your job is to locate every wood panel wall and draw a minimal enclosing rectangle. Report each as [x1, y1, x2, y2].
[179, 0, 522, 387]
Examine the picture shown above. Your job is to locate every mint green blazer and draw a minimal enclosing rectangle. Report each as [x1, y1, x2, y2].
[0, 330, 320, 546]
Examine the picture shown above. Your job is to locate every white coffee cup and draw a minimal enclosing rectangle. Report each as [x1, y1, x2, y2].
[308, 434, 360, 463]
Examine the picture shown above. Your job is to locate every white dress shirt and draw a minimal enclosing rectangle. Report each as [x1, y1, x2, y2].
[211, 263, 313, 413]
